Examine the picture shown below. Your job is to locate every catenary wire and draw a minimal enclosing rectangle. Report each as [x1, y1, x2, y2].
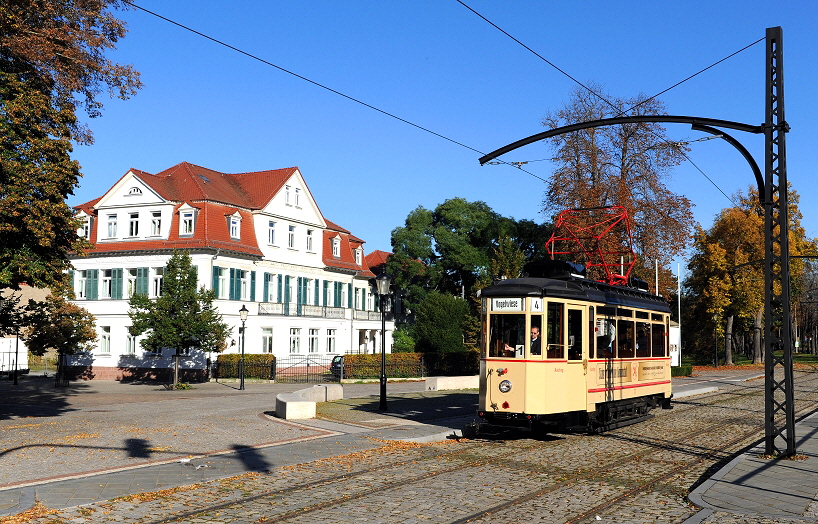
[456, 0, 763, 206]
[122, 1, 549, 183]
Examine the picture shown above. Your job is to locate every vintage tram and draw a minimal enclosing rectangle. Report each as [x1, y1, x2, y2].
[476, 260, 673, 434]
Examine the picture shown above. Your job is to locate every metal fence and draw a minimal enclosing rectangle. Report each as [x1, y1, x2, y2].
[339, 357, 426, 380]
[274, 355, 336, 383]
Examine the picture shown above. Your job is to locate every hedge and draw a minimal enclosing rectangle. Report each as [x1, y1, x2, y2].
[671, 365, 693, 377]
[215, 354, 276, 380]
[340, 349, 480, 379]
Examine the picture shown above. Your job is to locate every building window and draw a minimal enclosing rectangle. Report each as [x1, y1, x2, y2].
[288, 225, 295, 248]
[151, 211, 161, 236]
[332, 238, 340, 257]
[308, 328, 318, 353]
[294, 188, 301, 207]
[285, 185, 291, 205]
[306, 229, 314, 252]
[152, 267, 164, 297]
[326, 283, 334, 307]
[268, 221, 276, 245]
[106, 214, 117, 238]
[306, 279, 314, 305]
[100, 269, 112, 299]
[355, 248, 362, 265]
[127, 187, 142, 196]
[327, 329, 337, 353]
[261, 328, 273, 353]
[99, 327, 111, 354]
[240, 270, 250, 300]
[126, 268, 137, 298]
[217, 268, 228, 299]
[129, 212, 139, 237]
[75, 270, 88, 299]
[126, 333, 137, 355]
[229, 216, 240, 239]
[181, 211, 195, 235]
[289, 328, 301, 353]
[78, 218, 91, 240]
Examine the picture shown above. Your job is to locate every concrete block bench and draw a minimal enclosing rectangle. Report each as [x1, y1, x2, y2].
[425, 375, 479, 391]
[275, 384, 343, 420]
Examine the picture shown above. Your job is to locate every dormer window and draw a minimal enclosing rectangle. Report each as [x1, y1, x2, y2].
[181, 210, 195, 236]
[332, 237, 340, 258]
[127, 187, 142, 196]
[228, 212, 241, 240]
[77, 215, 91, 240]
[354, 248, 362, 266]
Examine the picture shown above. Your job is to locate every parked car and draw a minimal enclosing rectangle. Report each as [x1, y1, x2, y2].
[330, 355, 344, 379]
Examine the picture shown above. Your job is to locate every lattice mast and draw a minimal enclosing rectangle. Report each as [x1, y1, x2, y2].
[545, 206, 636, 286]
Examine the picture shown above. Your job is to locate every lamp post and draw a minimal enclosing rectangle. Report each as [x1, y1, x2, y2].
[376, 272, 391, 411]
[239, 304, 248, 391]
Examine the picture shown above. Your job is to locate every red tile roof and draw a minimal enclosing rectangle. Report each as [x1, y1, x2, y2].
[323, 222, 374, 278]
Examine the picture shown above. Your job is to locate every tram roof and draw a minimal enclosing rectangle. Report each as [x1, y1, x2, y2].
[480, 276, 671, 314]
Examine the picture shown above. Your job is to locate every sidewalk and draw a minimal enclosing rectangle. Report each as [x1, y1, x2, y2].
[0, 379, 471, 517]
[686, 411, 818, 522]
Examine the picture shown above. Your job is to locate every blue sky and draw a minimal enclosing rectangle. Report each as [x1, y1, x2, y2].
[69, 1, 818, 266]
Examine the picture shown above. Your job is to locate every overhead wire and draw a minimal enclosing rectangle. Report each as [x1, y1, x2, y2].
[122, 1, 550, 182]
[455, 0, 764, 206]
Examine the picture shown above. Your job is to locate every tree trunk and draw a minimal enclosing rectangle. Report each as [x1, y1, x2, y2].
[725, 315, 734, 366]
[753, 309, 763, 364]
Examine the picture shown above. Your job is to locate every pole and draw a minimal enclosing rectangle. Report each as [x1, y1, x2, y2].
[677, 262, 682, 366]
[239, 319, 246, 391]
[13, 325, 19, 386]
[379, 295, 387, 411]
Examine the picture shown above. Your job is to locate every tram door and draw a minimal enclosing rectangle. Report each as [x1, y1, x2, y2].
[564, 305, 586, 412]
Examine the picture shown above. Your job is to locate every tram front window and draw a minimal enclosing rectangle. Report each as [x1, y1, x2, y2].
[489, 314, 526, 358]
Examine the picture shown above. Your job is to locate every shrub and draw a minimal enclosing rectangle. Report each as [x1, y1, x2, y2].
[671, 365, 693, 377]
[215, 353, 276, 380]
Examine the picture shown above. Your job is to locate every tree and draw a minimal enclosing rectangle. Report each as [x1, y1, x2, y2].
[128, 251, 230, 360]
[541, 84, 694, 295]
[0, 0, 141, 289]
[684, 185, 818, 364]
[24, 294, 97, 356]
[387, 198, 551, 310]
[413, 292, 470, 353]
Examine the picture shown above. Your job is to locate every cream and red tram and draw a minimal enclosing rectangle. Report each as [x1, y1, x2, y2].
[477, 262, 673, 434]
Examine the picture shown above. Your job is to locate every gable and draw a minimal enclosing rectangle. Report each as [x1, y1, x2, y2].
[94, 170, 167, 209]
[261, 170, 326, 228]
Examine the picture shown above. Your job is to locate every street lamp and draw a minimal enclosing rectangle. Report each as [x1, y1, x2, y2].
[376, 272, 392, 411]
[239, 304, 249, 391]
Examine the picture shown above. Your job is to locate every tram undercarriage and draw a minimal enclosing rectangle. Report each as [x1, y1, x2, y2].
[471, 393, 673, 437]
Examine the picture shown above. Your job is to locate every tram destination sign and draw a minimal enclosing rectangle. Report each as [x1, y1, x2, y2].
[491, 298, 525, 311]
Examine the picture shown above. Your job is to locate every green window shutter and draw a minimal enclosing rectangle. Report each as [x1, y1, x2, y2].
[284, 275, 291, 303]
[347, 283, 352, 309]
[250, 271, 256, 302]
[136, 267, 149, 295]
[263, 273, 270, 302]
[374, 293, 380, 311]
[212, 266, 220, 295]
[112, 268, 123, 300]
[69, 270, 75, 293]
[86, 269, 99, 300]
[229, 268, 238, 300]
[314, 279, 320, 305]
[323, 281, 328, 306]
[334, 282, 342, 308]
[277, 274, 282, 302]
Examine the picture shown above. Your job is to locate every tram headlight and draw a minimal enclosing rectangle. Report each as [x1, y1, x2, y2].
[498, 379, 512, 393]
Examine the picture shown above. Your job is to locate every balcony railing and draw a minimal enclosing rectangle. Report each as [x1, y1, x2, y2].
[258, 302, 346, 318]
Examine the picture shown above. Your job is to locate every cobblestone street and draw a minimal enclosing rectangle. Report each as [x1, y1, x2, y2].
[3, 371, 818, 523]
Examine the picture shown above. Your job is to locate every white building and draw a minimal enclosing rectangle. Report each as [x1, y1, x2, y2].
[67, 162, 392, 380]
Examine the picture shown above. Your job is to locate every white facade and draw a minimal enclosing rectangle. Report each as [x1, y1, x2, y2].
[68, 163, 393, 380]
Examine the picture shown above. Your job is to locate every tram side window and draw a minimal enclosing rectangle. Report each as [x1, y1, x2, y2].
[567, 309, 582, 360]
[546, 302, 564, 359]
[531, 315, 542, 356]
[652, 323, 666, 357]
[596, 318, 615, 358]
[617, 319, 635, 358]
[489, 314, 526, 358]
[636, 322, 651, 357]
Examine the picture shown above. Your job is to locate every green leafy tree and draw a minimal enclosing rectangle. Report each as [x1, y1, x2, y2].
[128, 252, 230, 357]
[541, 84, 694, 296]
[413, 291, 470, 353]
[24, 294, 97, 356]
[0, 0, 141, 289]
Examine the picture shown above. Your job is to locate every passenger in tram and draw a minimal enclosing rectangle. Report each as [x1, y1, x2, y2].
[597, 319, 615, 358]
[530, 326, 541, 356]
